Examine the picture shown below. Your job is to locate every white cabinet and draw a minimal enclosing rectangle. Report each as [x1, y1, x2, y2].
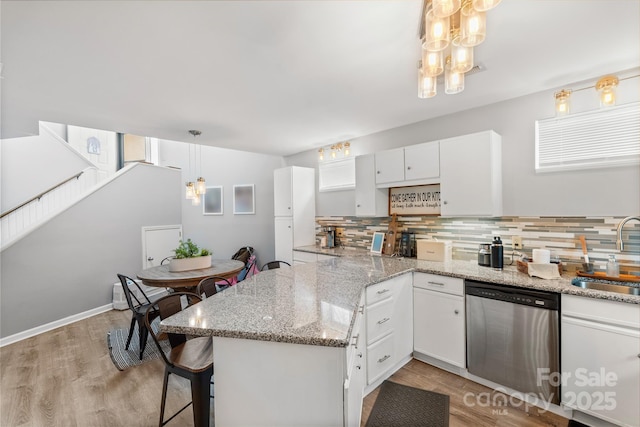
[364, 273, 413, 387]
[561, 295, 640, 427]
[344, 295, 365, 427]
[355, 154, 388, 217]
[413, 273, 466, 368]
[273, 166, 315, 264]
[439, 130, 502, 217]
[374, 148, 404, 185]
[404, 141, 440, 181]
[374, 141, 440, 188]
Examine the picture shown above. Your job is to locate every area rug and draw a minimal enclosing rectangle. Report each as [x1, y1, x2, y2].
[366, 380, 449, 427]
[107, 318, 170, 371]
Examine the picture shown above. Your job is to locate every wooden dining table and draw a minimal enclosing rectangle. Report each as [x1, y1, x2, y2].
[137, 259, 245, 292]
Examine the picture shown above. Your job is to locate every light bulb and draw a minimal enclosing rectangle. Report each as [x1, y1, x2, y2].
[596, 76, 618, 108]
[418, 66, 437, 98]
[432, 0, 461, 18]
[424, 10, 450, 51]
[422, 49, 444, 77]
[460, 2, 486, 47]
[445, 57, 465, 94]
[554, 90, 571, 116]
[196, 177, 206, 195]
[185, 182, 195, 200]
[472, 0, 501, 12]
[450, 44, 473, 73]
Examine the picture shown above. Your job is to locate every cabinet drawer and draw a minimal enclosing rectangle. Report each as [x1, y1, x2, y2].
[366, 298, 394, 345]
[317, 254, 335, 261]
[366, 280, 395, 305]
[413, 272, 463, 296]
[292, 251, 317, 263]
[367, 333, 395, 385]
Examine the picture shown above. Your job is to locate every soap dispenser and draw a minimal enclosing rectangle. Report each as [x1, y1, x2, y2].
[606, 254, 619, 278]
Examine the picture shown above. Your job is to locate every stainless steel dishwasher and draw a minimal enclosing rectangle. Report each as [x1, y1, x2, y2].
[465, 280, 560, 404]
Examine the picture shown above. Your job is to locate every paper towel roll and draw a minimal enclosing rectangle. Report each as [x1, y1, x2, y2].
[532, 249, 551, 264]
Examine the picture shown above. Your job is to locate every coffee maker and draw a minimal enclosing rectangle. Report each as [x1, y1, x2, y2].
[399, 232, 416, 257]
[321, 226, 336, 248]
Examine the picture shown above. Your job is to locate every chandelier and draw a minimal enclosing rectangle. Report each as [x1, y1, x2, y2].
[185, 130, 206, 206]
[418, 0, 501, 98]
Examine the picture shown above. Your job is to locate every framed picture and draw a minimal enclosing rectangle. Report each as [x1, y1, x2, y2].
[203, 186, 223, 215]
[233, 184, 255, 215]
[370, 232, 385, 254]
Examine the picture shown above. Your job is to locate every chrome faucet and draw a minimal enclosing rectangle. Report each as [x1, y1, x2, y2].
[616, 216, 640, 252]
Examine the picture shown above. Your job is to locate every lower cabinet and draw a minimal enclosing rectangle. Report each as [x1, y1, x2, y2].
[561, 295, 640, 427]
[413, 273, 466, 368]
[364, 273, 413, 387]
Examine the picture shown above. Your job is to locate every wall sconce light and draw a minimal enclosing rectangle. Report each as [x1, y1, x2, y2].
[318, 141, 352, 162]
[554, 89, 572, 116]
[553, 73, 638, 115]
[596, 75, 619, 107]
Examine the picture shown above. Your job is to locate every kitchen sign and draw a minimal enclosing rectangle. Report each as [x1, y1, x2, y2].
[389, 184, 441, 216]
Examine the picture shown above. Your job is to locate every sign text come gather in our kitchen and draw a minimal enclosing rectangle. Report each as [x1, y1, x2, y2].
[389, 184, 441, 215]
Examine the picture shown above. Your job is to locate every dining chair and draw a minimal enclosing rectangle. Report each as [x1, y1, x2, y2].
[196, 276, 232, 298]
[260, 260, 291, 271]
[116, 274, 160, 360]
[145, 292, 213, 427]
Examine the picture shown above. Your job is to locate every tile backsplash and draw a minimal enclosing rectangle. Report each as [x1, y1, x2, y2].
[316, 216, 640, 274]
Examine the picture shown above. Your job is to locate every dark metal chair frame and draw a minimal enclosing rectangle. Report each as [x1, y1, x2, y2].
[196, 276, 232, 298]
[145, 292, 213, 427]
[116, 273, 160, 360]
[260, 260, 292, 271]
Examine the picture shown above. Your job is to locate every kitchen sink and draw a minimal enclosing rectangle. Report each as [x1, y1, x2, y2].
[571, 278, 640, 295]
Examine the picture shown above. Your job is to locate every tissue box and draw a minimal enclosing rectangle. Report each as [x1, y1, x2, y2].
[417, 240, 452, 262]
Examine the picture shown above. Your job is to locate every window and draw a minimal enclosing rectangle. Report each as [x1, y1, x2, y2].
[535, 102, 640, 173]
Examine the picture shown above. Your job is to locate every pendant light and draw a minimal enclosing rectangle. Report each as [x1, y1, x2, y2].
[431, 0, 461, 18]
[472, 0, 501, 12]
[424, 8, 450, 51]
[185, 130, 206, 204]
[422, 49, 444, 77]
[460, 0, 486, 47]
[418, 65, 437, 98]
[445, 56, 465, 94]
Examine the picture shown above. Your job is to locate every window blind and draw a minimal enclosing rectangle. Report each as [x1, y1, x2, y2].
[535, 102, 640, 173]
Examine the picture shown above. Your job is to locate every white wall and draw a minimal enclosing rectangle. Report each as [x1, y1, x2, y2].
[1, 123, 94, 213]
[286, 73, 640, 217]
[0, 163, 181, 338]
[158, 140, 285, 267]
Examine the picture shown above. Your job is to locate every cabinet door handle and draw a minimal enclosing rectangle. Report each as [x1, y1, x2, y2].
[147, 257, 154, 261]
[428, 281, 445, 286]
[351, 334, 359, 347]
[357, 204, 361, 207]
[377, 317, 390, 325]
[407, 166, 411, 170]
[443, 200, 448, 205]
[376, 288, 390, 295]
[376, 171, 381, 174]
[357, 352, 363, 358]
[356, 365, 362, 370]
[378, 355, 391, 363]
[358, 305, 364, 314]
[454, 309, 459, 315]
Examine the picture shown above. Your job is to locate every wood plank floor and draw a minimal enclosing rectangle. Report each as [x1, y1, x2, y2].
[1, 310, 569, 426]
[361, 359, 570, 427]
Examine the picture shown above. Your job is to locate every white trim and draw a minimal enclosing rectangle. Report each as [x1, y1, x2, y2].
[0, 303, 113, 348]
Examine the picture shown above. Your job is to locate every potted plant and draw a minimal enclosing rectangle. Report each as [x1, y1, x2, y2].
[168, 239, 212, 272]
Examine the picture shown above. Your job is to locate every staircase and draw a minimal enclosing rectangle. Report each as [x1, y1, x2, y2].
[1, 166, 99, 250]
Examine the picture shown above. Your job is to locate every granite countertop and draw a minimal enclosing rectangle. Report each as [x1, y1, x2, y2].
[160, 246, 639, 348]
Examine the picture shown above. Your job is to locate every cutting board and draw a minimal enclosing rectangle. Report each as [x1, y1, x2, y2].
[576, 271, 640, 283]
[383, 214, 399, 256]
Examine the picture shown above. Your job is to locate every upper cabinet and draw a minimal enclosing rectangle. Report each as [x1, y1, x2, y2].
[274, 167, 293, 217]
[355, 154, 388, 217]
[375, 141, 440, 188]
[439, 130, 502, 217]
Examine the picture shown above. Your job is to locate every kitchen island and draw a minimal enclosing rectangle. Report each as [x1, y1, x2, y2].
[160, 248, 639, 426]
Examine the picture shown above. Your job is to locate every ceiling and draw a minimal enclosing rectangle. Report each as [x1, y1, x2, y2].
[1, 1, 639, 156]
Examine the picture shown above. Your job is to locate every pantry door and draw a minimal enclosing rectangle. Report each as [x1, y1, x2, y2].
[142, 225, 182, 269]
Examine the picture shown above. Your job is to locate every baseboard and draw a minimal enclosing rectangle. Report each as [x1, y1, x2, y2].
[0, 303, 113, 347]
